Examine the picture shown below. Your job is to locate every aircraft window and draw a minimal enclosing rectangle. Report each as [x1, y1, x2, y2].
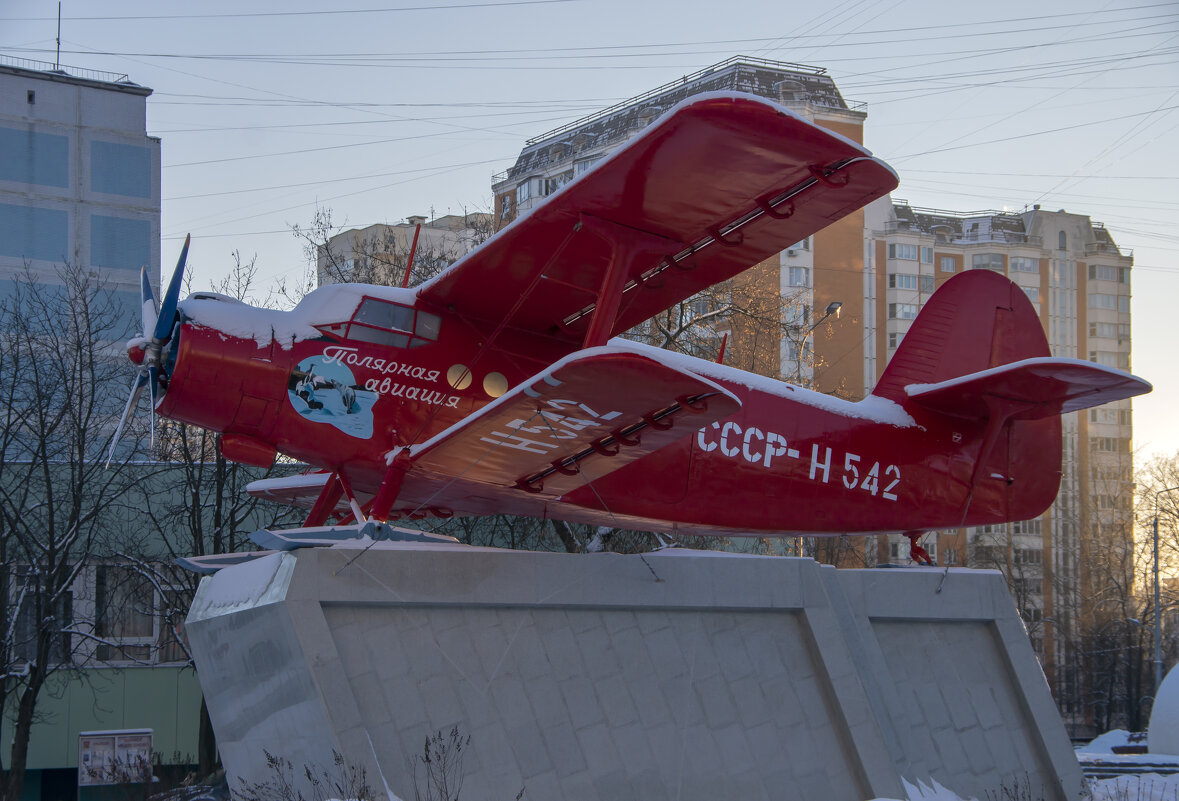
[415, 311, 441, 340]
[347, 324, 410, 349]
[353, 298, 414, 332]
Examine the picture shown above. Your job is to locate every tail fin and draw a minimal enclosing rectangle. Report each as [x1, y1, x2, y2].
[872, 269, 1049, 402]
[872, 269, 1150, 524]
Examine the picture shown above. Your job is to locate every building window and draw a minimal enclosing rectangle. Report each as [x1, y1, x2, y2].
[888, 331, 903, 349]
[1012, 519, 1042, 536]
[1010, 257, 1038, 273]
[1058, 231, 1067, 250]
[921, 246, 933, 263]
[543, 171, 573, 195]
[1022, 286, 1039, 304]
[1090, 436, 1131, 453]
[1089, 264, 1118, 282]
[516, 179, 536, 204]
[0, 203, 69, 262]
[972, 253, 1004, 271]
[787, 266, 809, 287]
[91, 214, 152, 271]
[1022, 607, 1043, 624]
[888, 303, 918, 320]
[91, 141, 152, 199]
[889, 243, 918, 260]
[1014, 548, 1042, 565]
[574, 156, 602, 176]
[12, 572, 72, 665]
[95, 566, 155, 662]
[1089, 351, 1130, 370]
[939, 255, 956, 273]
[0, 127, 69, 188]
[888, 273, 918, 290]
[1091, 407, 1119, 424]
[1088, 293, 1130, 313]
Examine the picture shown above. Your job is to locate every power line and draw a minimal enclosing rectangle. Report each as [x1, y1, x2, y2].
[0, 0, 578, 22]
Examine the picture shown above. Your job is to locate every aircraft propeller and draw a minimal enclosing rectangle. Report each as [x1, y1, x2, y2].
[105, 234, 190, 467]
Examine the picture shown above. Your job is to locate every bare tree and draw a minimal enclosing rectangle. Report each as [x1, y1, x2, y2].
[0, 264, 145, 799]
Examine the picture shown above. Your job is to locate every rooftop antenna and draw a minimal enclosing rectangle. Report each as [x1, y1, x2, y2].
[55, 2, 61, 69]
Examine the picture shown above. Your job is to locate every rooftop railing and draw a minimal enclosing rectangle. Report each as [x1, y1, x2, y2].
[0, 53, 133, 85]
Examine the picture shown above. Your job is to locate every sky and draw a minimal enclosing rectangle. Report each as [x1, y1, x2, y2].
[2, 0, 1177, 462]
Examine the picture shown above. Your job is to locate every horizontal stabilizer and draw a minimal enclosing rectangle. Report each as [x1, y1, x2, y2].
[905, 357, 1152, 420]
[405, 348, 741, 497]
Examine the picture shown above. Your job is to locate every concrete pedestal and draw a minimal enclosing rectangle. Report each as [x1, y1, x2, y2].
[186, 544, 1082, 800]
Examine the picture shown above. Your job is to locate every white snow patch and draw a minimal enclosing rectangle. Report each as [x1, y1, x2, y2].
[179, 283, 418, 350]
[608, 339, 917, 427]
[246, 472, 332, 496]
[186, 551, 295, 622]
[905, 356, 1147, 397]
[1085, 728, 1137, 753]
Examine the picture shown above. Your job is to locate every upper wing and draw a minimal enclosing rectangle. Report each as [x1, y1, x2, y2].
[404, 347, 740, 498]
[905, 358, 1152, 420]
[418, 92, 898, 343]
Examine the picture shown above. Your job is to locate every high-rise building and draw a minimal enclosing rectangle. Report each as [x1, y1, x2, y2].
[493, 57, 1138, 729]
[865, 198, 1136, 727]
[0, 56, 160, 325]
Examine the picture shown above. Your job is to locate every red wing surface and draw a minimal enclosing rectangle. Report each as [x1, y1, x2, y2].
[906, 358, 1152, 420]
[418, 93, 898, 343]
[406, 349, 740, 497]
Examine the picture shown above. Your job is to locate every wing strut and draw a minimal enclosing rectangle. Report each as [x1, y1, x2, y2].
[576, 214, 682, 349]
[303, 472, 346, 527]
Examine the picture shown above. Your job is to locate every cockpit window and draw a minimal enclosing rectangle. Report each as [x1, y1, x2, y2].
[354, 298, 414, 332]
[346, 297, 441, 349]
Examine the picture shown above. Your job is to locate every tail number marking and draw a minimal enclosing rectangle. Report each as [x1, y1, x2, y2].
[699, 425, 899, 501]
[838, 450, 899, 500]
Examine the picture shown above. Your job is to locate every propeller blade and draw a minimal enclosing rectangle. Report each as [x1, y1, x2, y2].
[140, 265, 158, 338]
[153, 233, 190, 343]
[106, 371, 147, 468]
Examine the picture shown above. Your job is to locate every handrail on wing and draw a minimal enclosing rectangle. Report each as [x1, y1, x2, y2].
[559, 155, 878, 331]
[514, 391, 718, 494]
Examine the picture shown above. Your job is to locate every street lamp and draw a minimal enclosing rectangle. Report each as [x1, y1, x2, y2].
[793, 300, 842, 385]
[1154, 485, 1179, 693]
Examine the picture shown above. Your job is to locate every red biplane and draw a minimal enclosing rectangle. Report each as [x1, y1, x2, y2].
[113, 93, 1150, 561]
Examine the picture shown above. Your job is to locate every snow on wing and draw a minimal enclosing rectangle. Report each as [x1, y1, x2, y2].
[418, 92, 899, 343]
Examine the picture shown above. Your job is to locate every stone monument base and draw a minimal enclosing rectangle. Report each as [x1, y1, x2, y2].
[185, 543, 1081, 801]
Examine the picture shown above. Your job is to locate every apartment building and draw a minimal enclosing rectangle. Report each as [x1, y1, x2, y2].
[866, 198, 1136, 722]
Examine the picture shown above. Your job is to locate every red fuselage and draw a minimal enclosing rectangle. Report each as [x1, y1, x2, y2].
[156, 288, 1060, 537]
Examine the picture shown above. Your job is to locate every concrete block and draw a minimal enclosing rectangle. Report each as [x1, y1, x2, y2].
[187, 544, 1083, 801]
